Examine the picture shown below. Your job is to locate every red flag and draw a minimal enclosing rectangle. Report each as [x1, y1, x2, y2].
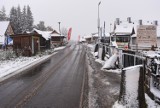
[68, 28, 72, 41]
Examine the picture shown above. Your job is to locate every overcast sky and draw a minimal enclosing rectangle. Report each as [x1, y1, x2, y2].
[1, 0, 160, 40]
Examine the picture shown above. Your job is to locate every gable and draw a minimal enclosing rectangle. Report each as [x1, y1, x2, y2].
[0, 21, 14, 36]
[5, 23, 14, 35]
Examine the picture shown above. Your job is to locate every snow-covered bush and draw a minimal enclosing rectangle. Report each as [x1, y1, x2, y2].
[0, 50, 16, 60]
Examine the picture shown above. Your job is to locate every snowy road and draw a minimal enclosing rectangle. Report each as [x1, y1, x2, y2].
[0, 44, 87, 108]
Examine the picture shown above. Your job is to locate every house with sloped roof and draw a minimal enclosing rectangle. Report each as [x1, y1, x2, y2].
[112, 17, 135, 48]
[11, 33, 41, 56]
[31, 28, 52, 49]
[50, 30, 65, 48]
[112, 18, 160, 50]
[0, 21, 14, 47]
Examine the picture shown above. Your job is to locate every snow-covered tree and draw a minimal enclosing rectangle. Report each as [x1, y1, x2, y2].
[16, 5, 23, 33]
[10, 7, 17, 33]
[35, 21, 46, 31]
[10, 5, 34, 33]
[21, 6, 27, 32]
[26, 5, 33, 31]
[0, 6, 8, 21]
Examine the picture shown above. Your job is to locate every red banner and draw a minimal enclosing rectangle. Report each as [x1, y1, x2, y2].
[68, 28, 72, 41]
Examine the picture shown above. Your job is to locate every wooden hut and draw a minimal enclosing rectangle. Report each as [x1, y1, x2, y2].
[11, 33, 41, 56]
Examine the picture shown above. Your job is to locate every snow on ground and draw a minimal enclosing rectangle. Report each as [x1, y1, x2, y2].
[0, 55, 50, 79]
[0, 46, 65, 81]
[150, 78, 160, 99]
[112, 101, 124, 108]
[87, 44, 94, 49]
[145, 93, 160, 108]
[54, 46, 66, 51]
[95, 59, 105, 65]
[87, 55, 99, 108]
[101, 69, 122, 74]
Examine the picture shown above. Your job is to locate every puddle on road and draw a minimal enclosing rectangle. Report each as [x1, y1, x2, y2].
[20, 60, 51, 78]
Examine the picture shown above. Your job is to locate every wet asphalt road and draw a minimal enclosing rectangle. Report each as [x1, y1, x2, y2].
[0, 44, 86, 108]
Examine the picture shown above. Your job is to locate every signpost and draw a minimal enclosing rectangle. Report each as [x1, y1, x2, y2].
[137, 25, 157, 48]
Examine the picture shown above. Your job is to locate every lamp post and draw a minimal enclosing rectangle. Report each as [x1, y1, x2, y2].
[58, 22, 61, 35]
[110, 23, 112, 45]
[98, 1, 101, 40]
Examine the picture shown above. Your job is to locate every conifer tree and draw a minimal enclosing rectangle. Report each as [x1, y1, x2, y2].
[26, 5, 33, 31]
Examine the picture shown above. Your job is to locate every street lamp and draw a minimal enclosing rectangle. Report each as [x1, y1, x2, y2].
[58, 22, 61, 35]
[110, 23, 112, 44]
[98, 1, 101, 41]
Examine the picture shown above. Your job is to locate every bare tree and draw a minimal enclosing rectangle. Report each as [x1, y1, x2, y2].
[46, 26, 53, 31]
[61, 27, 68, 37]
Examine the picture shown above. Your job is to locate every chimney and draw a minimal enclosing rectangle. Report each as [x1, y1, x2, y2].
[139, 20, 142, 25]
[127, 17, 132, 23]
[116, 18, 120, 25]
[153, 20, 158, 26]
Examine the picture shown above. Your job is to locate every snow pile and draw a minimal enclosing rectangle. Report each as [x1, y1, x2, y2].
[102, 53, 118, 69]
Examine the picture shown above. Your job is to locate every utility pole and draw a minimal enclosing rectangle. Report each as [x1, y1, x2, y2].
[98, 1, 101, 41]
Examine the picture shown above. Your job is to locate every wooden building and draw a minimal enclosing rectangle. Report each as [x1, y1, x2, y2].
[50, 30, 65, 48]
[32, 29, 52, 50]
[11, 33, 41, 56]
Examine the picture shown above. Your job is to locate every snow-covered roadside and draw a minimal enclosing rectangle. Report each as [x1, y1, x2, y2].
[0, 47, 65, 82]
[87, 43, 160, 107]
[87, 55, 99, 108]
[86, 44, 121, 107]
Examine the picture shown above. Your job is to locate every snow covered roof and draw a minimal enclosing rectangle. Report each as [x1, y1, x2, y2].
[115, 22, 133, 35]
[92, 33, 99, 37]
[84, 35, 92, 39]
[79, 37, 86, 42]
[51, 32, 64, 37]
[0, 21, 9, 35]
[33, 28, 52, 40]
